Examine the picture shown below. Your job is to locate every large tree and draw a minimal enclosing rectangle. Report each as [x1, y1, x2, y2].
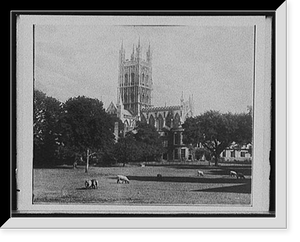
[134, 121, 165, 162]
[113, 132, 142, 166]
[33, 90, 63, 167]
[113, 122, 165, 166]
[183, 110, 252, 166]
[61, 96, 115, 171]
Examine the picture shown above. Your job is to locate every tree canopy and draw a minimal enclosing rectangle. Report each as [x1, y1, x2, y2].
[134, 121, 165, 162]
[112, 121, 165, 165]
[33, 90, 63, 166]
[183, 110, 252, 165]
[33, 90, 119, 168]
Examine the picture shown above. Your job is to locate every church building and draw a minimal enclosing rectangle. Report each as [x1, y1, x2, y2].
[107, 39, 194, 161]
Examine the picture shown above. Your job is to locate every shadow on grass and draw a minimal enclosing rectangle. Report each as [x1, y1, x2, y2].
[34, 165, 87, 170]
[209, 168, 252, 176]
[169, 164, 252, 176]
[127, 175, 251, 184]
[191, 183, 251, 194]
[75, 187, 88, 190]
[75, 187, 99, 190]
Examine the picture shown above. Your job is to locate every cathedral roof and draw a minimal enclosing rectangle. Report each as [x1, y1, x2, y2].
[106, 101, 117, 114]
[123, 109, 134, 117]
[141, 105, 181, 112]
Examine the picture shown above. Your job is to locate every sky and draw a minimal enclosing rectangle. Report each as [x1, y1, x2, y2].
[35, 24, 254, 115]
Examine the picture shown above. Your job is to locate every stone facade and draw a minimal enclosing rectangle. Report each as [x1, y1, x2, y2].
[107, 40, 194, 161]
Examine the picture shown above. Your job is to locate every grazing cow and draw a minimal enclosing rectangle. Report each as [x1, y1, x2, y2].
[157, 174, 162, 178]
[91, 179, 98, 189]
[117, 175, 130, 184]
[230, 171, 237, 177]
[236, 173, 245, 179]
[85, 179, 98, 189]
[197, 170, 204, 176]
[85, 180, 92, 189]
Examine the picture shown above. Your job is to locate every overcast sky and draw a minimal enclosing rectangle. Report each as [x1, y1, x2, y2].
[35, 24, 254, 115]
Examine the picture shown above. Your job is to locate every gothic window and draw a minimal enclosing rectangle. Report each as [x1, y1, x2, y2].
[142, 73, 145, 85]
[131, 73, 135, 85]
[124, 120, 129, 132]
[157, 114, 163, 131]
[124, 93, 127, 103]
[149, 114, 155, 127]
[131, 92, 135, 102]
[125, 73, 128, 86]
[141, 114, 147, 124]
[165, 112, 173, 128]
[145, 75, 149, 86]
[173, 113, 181, 128]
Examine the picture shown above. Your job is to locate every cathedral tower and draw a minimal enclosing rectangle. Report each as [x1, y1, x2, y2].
[117, 39, 153, 118]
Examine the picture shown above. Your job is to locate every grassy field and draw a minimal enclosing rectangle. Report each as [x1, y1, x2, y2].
[33, 163, 252, 205]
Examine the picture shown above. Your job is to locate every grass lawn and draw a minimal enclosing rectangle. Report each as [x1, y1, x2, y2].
[33, 163, 252, 205]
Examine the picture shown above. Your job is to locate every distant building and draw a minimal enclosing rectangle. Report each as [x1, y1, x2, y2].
[107, 39, 194, 161]
[221, 143, 252, 162]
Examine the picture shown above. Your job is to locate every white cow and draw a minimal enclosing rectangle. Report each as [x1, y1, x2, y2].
[117, 175, 130, 184]
[230, 171, 237, 177]
[197, 170, 204, 176]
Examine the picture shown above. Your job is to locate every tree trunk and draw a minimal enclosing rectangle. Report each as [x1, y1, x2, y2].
[85, 149, 89, 173]
[214, 153, 219, 166]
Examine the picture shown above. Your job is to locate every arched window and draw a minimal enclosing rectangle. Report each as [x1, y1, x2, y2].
[125, 73, 128, 86]
[131, 92, 135, 102]
[131, 73, 135, 85]
[145, 75, 149, 86]
[165, 112, 173, 128]
[173, 113, 181, 128]
[141, 114, 147, 124]
[124, 92, 127, 103]
[157, 114, 163, 131]
[124, 120, 129, 132]
[149, 115, 155, 127]
[142, 73, 145, 85]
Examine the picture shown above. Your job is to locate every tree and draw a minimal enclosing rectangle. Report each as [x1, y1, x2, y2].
[33, 90, 63, 167]
[134, 121, 165, 161]
[183, 110, 252, 166]
[113, 132, 142, 166]
[61, 96, 115, 172]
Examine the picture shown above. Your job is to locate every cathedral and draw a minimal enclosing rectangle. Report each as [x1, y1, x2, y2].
[107, 39, 194, 161]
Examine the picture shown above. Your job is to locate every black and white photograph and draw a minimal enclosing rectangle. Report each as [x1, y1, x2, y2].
[32, 22, 255, 206]
[9, 8, 288, 229]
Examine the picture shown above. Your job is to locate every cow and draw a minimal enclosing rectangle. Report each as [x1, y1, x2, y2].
[117, 175, 130, 184]
[157, 174, 162, 178]
[197, 170, 204, 176]
[236, 173, 245, 179]
[230, 171, 237, 177]
[85, 179, 98, 189]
